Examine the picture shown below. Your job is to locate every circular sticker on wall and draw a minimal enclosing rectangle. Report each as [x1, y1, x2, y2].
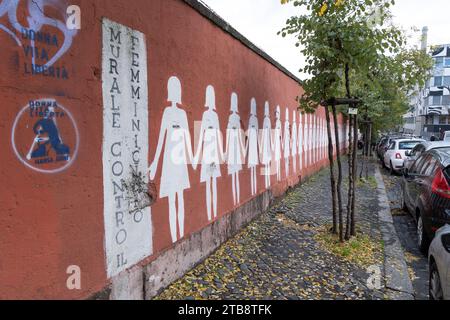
[11, 99, 79, 174]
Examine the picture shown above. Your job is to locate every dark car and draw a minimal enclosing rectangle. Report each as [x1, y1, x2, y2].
[377, 137, 390, 160]
[403, 148, 450, 254]
[377, 136, 401, 160]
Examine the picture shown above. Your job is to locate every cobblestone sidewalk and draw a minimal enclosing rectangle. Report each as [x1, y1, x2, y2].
[155, 160, 387, 300]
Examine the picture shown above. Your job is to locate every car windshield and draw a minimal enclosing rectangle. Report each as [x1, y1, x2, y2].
[399, 141, 422, 150]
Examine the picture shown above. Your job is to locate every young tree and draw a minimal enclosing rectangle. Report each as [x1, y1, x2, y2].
[280, 0, 432, 241]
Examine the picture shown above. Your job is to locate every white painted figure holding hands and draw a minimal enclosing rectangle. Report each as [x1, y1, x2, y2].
[298, 112, 303, 172]
[148, 76, 195, 243]
[273, 106, 282, 182]
[193, 85, 224, 221]
[260, 102, 273, 188]
[283, 108, 291, 178]
[247, 98, 259, 196]
[225, 93, 245, 206]
[291, 110, 298, 173]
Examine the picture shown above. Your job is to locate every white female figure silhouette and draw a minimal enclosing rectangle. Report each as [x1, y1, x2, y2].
[291, 110, 298, 173]
[304, 113, 309, 168]
[247, 98, 259, 196]
[194, 85, 224, 221]
[318, 116, 322, 162]
[273, 106, 282, 182]
[312, 114, 317, 165]
[322, 117, 326, 161]
[260, 102, 273, 188]
[283, 108, 291, 178]
[298, 112, 303, 172]
[148, 76, 194, 243]
[226, 93, 245, 206]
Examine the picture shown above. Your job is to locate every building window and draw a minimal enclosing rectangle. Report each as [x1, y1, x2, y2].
[436, 57, 444, 68]
[426, 116, 434, 124]
[439, 116, 448, 124]
[424, 96, 429, 107]
[432, 95, 442, 105]
[444, 76, 450, 86]
[435, 76, 443, 86]
[445, 57, 450, 67]
[443, 95, 450, 105]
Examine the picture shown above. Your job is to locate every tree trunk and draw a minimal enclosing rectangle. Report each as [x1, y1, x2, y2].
[346, 114, 353, 240]
[332, 104, 344, 242]
[351, 114, 358, 237]
[325, 105, 338, 234]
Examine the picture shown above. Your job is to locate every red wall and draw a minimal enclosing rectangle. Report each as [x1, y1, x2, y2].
[0, 0, 346, 299]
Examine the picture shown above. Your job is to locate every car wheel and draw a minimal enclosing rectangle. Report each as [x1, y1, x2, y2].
[417, 215, 430, 255]
[429, 261, 444, 300]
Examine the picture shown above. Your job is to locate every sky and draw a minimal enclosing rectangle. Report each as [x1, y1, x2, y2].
[200, 0, 450, 80]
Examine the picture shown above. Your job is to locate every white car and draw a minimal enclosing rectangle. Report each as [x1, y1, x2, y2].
[383, 138, 425, 174]
[429, 225, 450, 300]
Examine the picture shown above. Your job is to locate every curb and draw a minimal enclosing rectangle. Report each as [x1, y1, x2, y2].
[374, 166, 415, 300]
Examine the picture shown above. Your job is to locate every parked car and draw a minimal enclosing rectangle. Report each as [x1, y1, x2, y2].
[376, 137, 388, 160]
[404, 141, 450, 170]
[383, 138, 425, 174]
[377, 136, 401, 160]
[403, 148, 450, 253]
[428, 225, 450, 300]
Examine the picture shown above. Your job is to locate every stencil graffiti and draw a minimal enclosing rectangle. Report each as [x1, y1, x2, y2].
[11, 98, 79, 174]
[0, 0, 78, 76]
